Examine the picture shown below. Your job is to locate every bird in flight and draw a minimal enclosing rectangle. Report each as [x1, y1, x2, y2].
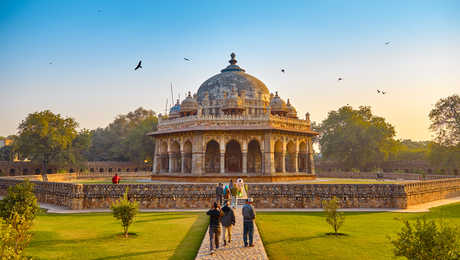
[281, 69, 285, 73]
[377, 89, 381, 93]
[184, 58, 191, 61]
[338, 77, 343, 81]
[385, 41, 391, 45]
[97, 9, 102, 13]
[382, 91, 387, 95]
[134, 60, 142, 70]
[49, 62, 53, 65]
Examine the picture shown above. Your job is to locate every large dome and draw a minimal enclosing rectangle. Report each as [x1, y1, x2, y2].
[196, 53, 270, 102]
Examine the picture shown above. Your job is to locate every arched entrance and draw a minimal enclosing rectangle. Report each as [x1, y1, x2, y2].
[225, 140, 242, 172]
[205, 140, 220, 173]
[170, 141, 181, 173]
[183, 140, 192, 173]
[286, 141, 296, 172]
[298, 142, 307, 172]
[247, 139, 262, 173]
[160, 141, 169, 172]
[274, 140, 283, 172]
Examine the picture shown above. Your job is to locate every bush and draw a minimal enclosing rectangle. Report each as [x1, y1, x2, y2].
[322, 196, 345, 235]
[391, 217, 459, 260]
[0, 181, 39, 259]
[111, 188, 138, 238]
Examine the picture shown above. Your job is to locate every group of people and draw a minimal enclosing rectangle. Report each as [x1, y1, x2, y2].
[206, 181, 256, 254]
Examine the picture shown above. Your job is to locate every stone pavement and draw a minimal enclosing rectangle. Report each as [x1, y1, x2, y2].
[195, 208, 268, 260]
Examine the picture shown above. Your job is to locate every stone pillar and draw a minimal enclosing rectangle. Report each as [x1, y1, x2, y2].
[264, 134, 274, 175]
[181, 152, 186, 174]
[192, 134, 203, 175]
[294, 152, 299, 173]
[168, 152, 174, 173]
[281, 152, 286, 173]
[242, 152, 247, 174]
[260, 148, 265, 174]
[152, 152, 158, 174]
[220, 152, 225, 174]
[307, 138, 315, 174]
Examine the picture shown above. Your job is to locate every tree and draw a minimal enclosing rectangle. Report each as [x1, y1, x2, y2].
[323, 196, 345, 235]
[429, 94, 460, 146]
[0, 181, 39, 259]
[87, 107, 157, 162]
[428, 142, 460, 174]
[319, 106, 397, 170]
[111, 189, 138, 238]
[14, 110, 80, 173]
[0, 146, 13, 161]
[391, 217, 459, 260]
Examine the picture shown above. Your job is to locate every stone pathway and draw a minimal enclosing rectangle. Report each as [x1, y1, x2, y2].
[195, 208, 268, 260]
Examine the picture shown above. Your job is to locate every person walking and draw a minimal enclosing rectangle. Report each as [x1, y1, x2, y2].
[221, 201, 235, 246]
[242, 198, 256, 247]
[206, 202, 223, 254]
[216, 183, 224, 205]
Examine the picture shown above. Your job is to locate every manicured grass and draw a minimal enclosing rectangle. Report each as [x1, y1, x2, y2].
[257, 203, 460, 260]
[26, 212, 208, 259]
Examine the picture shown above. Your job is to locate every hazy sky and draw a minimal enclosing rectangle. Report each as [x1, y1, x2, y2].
[1, 0, 459, 140]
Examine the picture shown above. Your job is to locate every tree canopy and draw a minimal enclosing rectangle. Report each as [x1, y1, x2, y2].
[86, 107, 157, 163]
[14, 110, 82, 171]
[319, 106, 397, 170]
[429, 94, 460, 146]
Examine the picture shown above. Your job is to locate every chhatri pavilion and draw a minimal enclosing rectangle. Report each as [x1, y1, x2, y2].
[150, 53, 318, 181]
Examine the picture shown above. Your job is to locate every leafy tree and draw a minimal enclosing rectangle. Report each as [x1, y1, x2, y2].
[0, 146, 13, 161]
[429, 94, 460, 146]
[391, 217, 459, 260]
[322, 196, 345, 235]
[87, 107, 157, 163]
[392, 139, 430, 162]
[111, 189, 138, 238]
[14, 110, 80, 173]
[428, 143, 460, 174]
[319, 106, 397, 170]
[0, 181, 39, 259]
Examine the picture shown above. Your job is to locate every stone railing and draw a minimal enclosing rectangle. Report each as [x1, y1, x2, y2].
[157, 113, 312, 132]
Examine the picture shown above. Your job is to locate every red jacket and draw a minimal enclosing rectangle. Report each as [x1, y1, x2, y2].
[112, 175, 120, 184]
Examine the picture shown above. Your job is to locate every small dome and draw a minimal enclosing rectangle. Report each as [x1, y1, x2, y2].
[180, 92, 198, 115]
[169, 99, 181, 119]
[270, 92, 287, 113]
[286, 99, 297, 118]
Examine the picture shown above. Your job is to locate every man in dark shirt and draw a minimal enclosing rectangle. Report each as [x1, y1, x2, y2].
[216, 183, 224, 205]
[242, 198, 256, 247]
[206, 202, 223, 254]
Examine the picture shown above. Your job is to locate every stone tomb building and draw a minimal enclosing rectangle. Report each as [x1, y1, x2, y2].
[150, 53, 318, 181]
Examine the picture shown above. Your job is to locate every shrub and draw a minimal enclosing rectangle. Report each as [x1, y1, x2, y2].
[0, 181, 39, 259]
[322, 196, 345, 235]
[391, 217, 459, 260]
[351, 168, 360, 173]
[111, 188, 138, 238]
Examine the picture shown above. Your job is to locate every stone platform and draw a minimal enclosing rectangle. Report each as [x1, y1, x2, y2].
[151, 173, 316, 183]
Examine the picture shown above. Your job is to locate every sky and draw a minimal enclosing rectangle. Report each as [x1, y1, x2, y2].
[0, 0, 459, 141]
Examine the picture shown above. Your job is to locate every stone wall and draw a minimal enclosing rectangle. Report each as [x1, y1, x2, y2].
[0, 176, 458, 210]
[317, 171, 456, 180]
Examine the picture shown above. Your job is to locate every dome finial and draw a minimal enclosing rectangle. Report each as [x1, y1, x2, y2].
[229, 52, 237, 65]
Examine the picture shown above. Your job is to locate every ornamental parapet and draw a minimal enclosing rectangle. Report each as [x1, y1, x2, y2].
[154, 114, 315, 134]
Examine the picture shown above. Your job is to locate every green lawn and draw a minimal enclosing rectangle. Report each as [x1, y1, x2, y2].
[26, 212, 208, 260]
[257, 203, 460, 260]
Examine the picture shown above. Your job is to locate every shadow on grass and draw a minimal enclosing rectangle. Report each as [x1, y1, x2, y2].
[264, 234, 328, 245]
[169, 213, 209, 260]
[135, 216, 191, 224]
[93, 249, 174, 260]
[29, 233, 125, 247]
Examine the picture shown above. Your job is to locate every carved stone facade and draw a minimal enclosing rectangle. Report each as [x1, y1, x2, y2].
[149, 54, 318, 179]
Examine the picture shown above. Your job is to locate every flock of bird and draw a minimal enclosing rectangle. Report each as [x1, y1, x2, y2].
[48, 31, 391, 97]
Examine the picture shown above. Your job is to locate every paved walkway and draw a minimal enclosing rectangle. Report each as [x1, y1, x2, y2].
[195, 208, 268, 260]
